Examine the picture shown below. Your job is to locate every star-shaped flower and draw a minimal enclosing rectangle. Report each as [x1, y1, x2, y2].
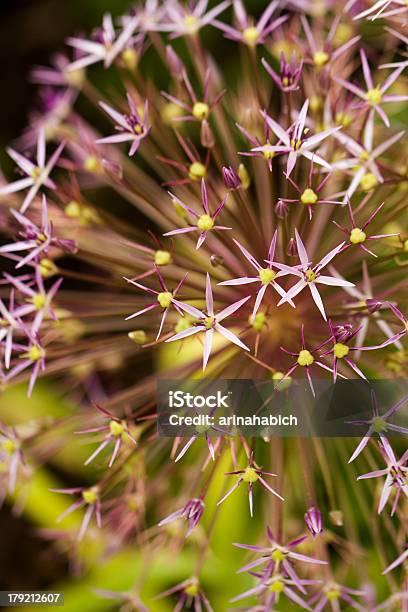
[348, 389, 408, 463]
[253, 100, 341, 176]
[336, 49, 408, 127]
[0, 129, 64, 213]
[332, 111, 404, 202]
[218, 230, 297, 319]
[164, 179, 230, 249]
[213, 0, 288, 47]
[124, 267, 187, 341]
[357, 437, 408, 515]
[333, 200, 398, 257]
[97, 95, 150, 156]
[0, 195, 76, 268]
[66, 13, 139, 71]
[166, 273, 250, 370]
[159, 0, 231, 38]
[217, 452, 283, 517]
[273, 229, 354, 320]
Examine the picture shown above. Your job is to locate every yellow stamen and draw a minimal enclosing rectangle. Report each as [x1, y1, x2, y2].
[109, 420, 125, 437]
[304, 268, 316, 282]
[360, 172, 378, 191]
[250, 312, 266, 332]
[128, 330, 147, 344]
[188, 162, 207, 181]
[259, 268, 276, 284]
[154, 250, 172, 266]
[350, 228, 366, 244]
[157, 292, 173, 309]
[300, 188, 318, 205]
[366, 87, 382, 105]
[243, 27, 259, 46]
[333, 343, 349, 358]
[297, 349, 314, 367]
[197, 214, 214, 231]
[242, 466, 260, 483]
[192, 102, 210, 121]
[82, 488, 98, 505]
[313, 50, 329, 68]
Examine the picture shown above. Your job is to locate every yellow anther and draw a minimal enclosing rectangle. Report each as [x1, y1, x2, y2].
[333, 343, 349, 358]
[82, 488, 98, 505]
[192, 102, 210, 121]
[185, 582, 199, 596]
[297, 349, 314, 367]
[83, 155, 102, 173]
[30, 167, 42, 179]
[197, 214, 214, 231]
[128, 330, 147, 344]
[360, 172, 377, 191]
[259, 268, 276, 284]
[313, 50, 329, 68]
[359, 150, 370, 162]
[121, 47, 138, 70]
[366, 87, 382, 105]
[304, 268, 317, 282]
[272, 371, 292, 391]
[65, 67, 85, 88]
[31, 293, 46, 310]
[183, 14, 199, 32]
[157, 292, 173, 309]
[161, 102, 185, 126]
[188, 161, 207, 181]
[204, 316, 215, 329]
[326, 587, 341, 601]
[27, 345, 44, 362]
[173, 200, 188, 219]
[250, 312, 266, 332]
[335, 112, 352, 128]
[238, 163, 250, 189]
[243, 27, 259, 46]
[262, 148, 275, 160]
[242, 466, 260, 482]
[39, 258, 57, 278]
[154, 250, 172, 266]
[300, 188, 318, 205]
[269, 579, 284, 593]
[109, 420, 125, 437]
[372, 416, 387, 433]
[271, 549, 286, 562]
[350, 228, 366, 244]
[175, 316, 193, 334]
[2, 439, 17, 455]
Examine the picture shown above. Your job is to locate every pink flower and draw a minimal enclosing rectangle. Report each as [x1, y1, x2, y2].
[253, 100, 341, 176]
[160, 0, 231, 38]
[217, 452, 283, 517]
[164, 179, 230, 249]
[273, 229, 354, 320]
[66, 13, 139, 71]
[166, 273, 250, 370]
[0, 195, 77, 268]
[348, 389, 408, 463]
[218, 230, 297, 319]
[335, 49, 408, 127]
[124, 267, 187, 341]
[213, 0, 288, 47]
[357, 437, 408, 515]
[0, 129, 64, 213]
[158, 497, 204, 536]
[97, 95, 150, 156]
